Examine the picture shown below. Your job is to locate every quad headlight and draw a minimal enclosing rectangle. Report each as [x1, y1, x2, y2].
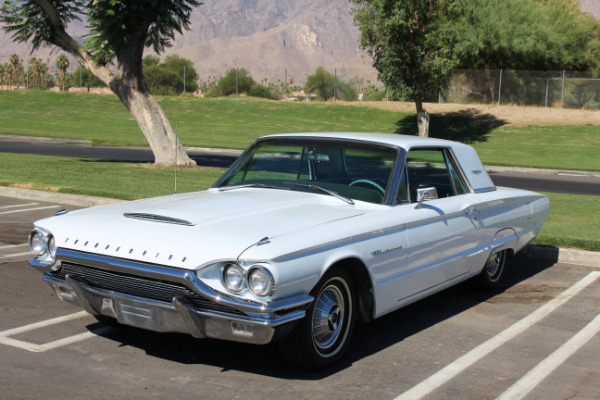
[223, 263, 245, 293]
[29, 227, 56, 264]
[218, 262, 276, 297]
[248, 267, 275, 297]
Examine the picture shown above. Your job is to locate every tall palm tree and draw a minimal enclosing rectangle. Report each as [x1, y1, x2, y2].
[55, 54, 70, 91]
[29, 57, 40, 88]
[0, 63, 8, 88]
[9, 54, 22, 89]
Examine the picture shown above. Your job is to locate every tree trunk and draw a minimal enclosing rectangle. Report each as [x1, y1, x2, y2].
[415, 94, 430, 137]
[110, 80, 194, 166]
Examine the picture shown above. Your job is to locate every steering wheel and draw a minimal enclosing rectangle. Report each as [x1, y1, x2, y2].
[349, 179, 386, 195]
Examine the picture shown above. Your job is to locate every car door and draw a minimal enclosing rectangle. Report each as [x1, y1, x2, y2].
[396, 148, 480, 303]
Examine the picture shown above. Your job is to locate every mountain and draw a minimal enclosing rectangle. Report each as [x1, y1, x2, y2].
[0, 0, 377, 85]
[1, 0, 598, 85]
[579, 0, 600, 18]
[161, 0, 376, 85]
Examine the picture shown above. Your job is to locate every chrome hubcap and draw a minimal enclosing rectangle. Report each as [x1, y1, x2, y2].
[312, 284, 345, 351]
[486, 251, 504, 279]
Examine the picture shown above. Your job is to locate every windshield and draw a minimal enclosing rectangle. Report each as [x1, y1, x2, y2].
[215, 138, 398, 204]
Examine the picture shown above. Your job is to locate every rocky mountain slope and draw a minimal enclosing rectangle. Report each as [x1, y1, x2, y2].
[0, 0, 598, 85]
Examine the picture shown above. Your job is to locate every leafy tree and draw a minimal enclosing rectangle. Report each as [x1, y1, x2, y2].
[70, 66, 106, 89]
[162, 55, 198, 94]
[55, 53, 69, 91]
[216, 68, 255, 96]
[305, 68, 333, 101]
[455, 0, 600, 71]
[142, 55, 198, 95]
[143, 55, 161, 68]
[0, 0, 201, 166]
[351, 0, 459, 136]
[248, 84, 274, 99]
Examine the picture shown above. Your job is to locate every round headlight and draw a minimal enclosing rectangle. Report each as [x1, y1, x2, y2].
[223, 263, 245, 292]
[48, 235, 57, 258]
[30, 229, 49, 257]
[248, 267, 275, 297]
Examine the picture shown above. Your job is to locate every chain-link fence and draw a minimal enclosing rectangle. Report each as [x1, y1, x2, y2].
[442, 69, 600, 110]
[201, 67, 600, 109]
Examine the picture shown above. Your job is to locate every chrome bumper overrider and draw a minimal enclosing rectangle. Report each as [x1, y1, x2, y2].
[32, 249, 313, 344]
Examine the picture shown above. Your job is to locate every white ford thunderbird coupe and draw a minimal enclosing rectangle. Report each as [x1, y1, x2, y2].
[29, 132, 549, 369]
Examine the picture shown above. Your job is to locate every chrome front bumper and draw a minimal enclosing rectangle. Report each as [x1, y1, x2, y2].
[33, 249, 313, 345]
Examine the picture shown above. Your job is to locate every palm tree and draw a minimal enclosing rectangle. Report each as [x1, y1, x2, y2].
[0, 63, 8, 88]
[9, 54, 22, 89]
[55, 54, 70, 91]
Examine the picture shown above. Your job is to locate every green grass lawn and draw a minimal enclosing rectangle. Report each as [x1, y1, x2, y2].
[0, 153, 597, 251]
[1, 91, 599, 251]
[1, 91, 599, 171]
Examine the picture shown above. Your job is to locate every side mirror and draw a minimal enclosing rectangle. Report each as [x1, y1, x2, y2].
[415, 187, 438, 208]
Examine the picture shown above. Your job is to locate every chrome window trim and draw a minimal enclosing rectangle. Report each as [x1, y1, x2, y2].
[213, 136, 405, 206]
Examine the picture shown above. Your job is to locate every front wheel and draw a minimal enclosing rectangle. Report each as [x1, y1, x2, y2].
[279, 268, 356, 370]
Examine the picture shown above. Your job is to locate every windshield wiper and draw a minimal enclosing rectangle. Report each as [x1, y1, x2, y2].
[283, 182, 354, 205]
[218, 183, 290, 192]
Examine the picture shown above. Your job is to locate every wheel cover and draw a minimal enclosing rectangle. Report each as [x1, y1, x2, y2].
[485, 250, 504, 281]
[312, 284, 345, 351]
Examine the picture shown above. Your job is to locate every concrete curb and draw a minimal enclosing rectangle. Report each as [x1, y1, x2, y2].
[485, 165, 600, 178]
[1, 186, 598, 268]
[518, 245, 600, 269]
[0, 186, 122, 208]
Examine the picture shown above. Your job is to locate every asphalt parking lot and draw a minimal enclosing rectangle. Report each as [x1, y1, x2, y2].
[1, 196, 599, 400]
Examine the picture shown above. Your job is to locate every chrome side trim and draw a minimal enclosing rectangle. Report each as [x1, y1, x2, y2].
[474, 186, 497, 193]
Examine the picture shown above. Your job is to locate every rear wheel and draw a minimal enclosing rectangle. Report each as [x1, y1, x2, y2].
[477, 249, 507, 289]
[279, 268, 356, 370]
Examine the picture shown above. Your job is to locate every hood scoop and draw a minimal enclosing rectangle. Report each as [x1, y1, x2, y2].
[123, 213, 194, 226]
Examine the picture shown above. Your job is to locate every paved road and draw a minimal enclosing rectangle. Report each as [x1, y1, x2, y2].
[1, 197, 599, 399]
[2, 136, 600, 195]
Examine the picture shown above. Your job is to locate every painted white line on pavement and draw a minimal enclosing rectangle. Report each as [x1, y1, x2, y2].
[0, 311, 110, 353]
[0, 205, 59, 215]
[0, 311, 89, 337]
[496, 312, 600, 400]
[0, 327, 112, 353]
[0, 202, 38, 210]
[394, 271, 600, 400]
[0, 251, 31, 260]
[0, 243, 28, 250]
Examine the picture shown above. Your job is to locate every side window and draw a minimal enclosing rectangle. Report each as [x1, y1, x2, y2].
[396, 167, 409, 204]
[447, 155, 469, 195]
[400, 148, 469, 202]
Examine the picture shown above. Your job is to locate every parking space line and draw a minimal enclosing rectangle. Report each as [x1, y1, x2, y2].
[0, 311, 89, 337]
[0, 252, 32, 260]
[0, 327, 112, 353]
[0, 311, 111, 353]
[0, 205, 60, 216]
[0, 243, 29, 250]
[496, 312, 600, 400]
[394, 271, 600, 400]
[0, 202, 38, 210]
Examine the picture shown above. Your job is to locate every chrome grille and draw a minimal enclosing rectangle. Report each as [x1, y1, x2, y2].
[51, 262, 243, 315]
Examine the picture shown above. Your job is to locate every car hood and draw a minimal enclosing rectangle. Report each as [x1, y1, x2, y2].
[36, 188, 369, 270]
